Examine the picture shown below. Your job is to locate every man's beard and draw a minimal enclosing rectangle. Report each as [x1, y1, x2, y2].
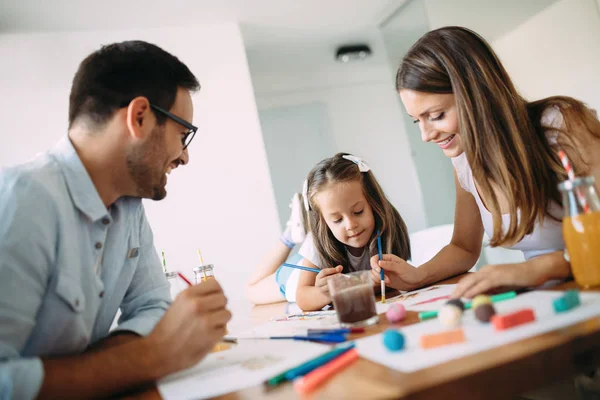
[126, 125, 168, 201]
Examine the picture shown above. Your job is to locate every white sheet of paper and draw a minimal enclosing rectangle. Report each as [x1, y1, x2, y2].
[377, 284, 457, 314]
[158, 340, 329, 400]
[230, 310, 341, 338]
[359, 291, 600, 372]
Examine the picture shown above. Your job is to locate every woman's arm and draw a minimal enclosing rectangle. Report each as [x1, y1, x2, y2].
[371, 171, 484, 290]
[452, 251, 570, 298]
[417, 173, 485, 285]
[295, 259, 342, 311]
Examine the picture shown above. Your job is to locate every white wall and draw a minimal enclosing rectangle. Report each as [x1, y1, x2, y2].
[249, 31, 428, 233]
[256, 82, 427, 233]
[419, 0, 600, 111]
[0, 24, 280, 322]
[423, 0, 560, 42]
[381, 0, 457, 229]
[492, 0, 600, 111]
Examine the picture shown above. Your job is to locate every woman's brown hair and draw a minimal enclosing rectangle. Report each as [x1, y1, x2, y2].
[396, 26, 600, 246]
[304, 153, 411, 272]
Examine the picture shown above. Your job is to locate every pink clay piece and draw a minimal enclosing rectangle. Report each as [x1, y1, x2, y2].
[386, 303, 406, 323]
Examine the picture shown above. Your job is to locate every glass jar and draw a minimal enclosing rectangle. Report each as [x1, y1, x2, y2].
[164, 271, 186, 300]
[558, 176, 600, 288]
[193, 264, 215, 284]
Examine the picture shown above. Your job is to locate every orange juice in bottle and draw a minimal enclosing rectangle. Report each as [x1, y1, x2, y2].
[559, 176, 600, 288]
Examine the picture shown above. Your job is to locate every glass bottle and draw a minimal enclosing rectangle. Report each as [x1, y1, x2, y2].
[164, 271, 186, 300]
[558, 176, 600, 288]
[193, 264, 215, 285]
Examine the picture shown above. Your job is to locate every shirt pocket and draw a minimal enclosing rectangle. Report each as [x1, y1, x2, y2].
[55, 273, 86, 313]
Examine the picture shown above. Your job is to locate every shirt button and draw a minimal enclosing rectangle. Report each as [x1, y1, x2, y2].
[95, 242, 103, 249]
[99, 291, 104, 298]
[102, 218, 110, 225]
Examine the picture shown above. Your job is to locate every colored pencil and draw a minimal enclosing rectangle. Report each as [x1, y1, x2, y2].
[228, 333, 346, 344]
[285, 344, 355, 380]
[293, 348, 360, 394]
[307, 327, 365, 335]
[264, 344, 355, 386]
[282, 262, 320, 274]
[177, 272, 193, 287]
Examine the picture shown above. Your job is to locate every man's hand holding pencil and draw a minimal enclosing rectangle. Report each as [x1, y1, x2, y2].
[145, 278, 231, 376]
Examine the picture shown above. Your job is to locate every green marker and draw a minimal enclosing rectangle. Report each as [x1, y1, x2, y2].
[419, 310, 438, 321]
[418, 291, 517, 320]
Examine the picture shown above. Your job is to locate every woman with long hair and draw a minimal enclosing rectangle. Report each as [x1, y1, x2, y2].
[372, 26, 600, 298]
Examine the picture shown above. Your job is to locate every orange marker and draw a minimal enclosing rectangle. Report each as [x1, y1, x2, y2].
[420, 328, 466, 349]
[293, 348, 359, 394]
[491, 308, 535, 331]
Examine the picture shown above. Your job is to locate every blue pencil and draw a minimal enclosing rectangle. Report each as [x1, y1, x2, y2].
[282, 262, 320, 274]
[377, 230, 385, 302]
[225, 333, 346, 344]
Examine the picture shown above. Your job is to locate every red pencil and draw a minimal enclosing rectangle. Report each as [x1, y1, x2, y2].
[411, 295, 451, 307]
[293, 348, 359, 394]
[177, 272, 193, 286]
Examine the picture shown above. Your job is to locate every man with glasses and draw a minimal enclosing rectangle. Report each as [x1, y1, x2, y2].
[0, 41, 230, 399]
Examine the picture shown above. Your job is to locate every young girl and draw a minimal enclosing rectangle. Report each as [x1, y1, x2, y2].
[376, 26, 600, 299]
[296, 153, 411, 311]
[246, 192, 309, 305]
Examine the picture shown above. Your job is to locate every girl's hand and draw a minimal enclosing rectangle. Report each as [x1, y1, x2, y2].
[315, 266, 343, 296]
[452, 263, 538, 299]
[370, 254, 423, 291]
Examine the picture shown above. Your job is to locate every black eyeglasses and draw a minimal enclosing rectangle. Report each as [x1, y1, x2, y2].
[150, 104, 198, 150]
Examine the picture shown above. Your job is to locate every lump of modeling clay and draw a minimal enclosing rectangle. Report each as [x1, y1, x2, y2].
[446, 298, 465, 311]
[386, 303, 406, 323]
[553, 290, 580, 313]
[438, 303, 463, 328]
[383, 329, 405, 351]
[491, 308, 536, 331]
[474, 303, 496, 323]
[471, 294, 491, 309]
[420, 329, 466, 349]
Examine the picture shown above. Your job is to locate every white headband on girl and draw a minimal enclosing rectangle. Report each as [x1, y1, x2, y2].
[342, 154, 371, 172]
[302, 156, 371, 211]
[302, 179, 310, 211]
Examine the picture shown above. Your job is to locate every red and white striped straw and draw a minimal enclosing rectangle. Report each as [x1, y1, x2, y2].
[558, 150, 590, 213]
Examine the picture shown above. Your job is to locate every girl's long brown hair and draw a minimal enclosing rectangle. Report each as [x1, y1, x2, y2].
[396, 26, 600, 247]
[305, 153, 411, 272]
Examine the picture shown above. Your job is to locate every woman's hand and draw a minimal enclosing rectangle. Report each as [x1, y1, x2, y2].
[314, 266, 343, 296]
[452, 262, 540, 299]
[370, 254, 424, 291]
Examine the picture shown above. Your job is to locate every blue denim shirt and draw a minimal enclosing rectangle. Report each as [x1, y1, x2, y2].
[0, 137, 171, 399]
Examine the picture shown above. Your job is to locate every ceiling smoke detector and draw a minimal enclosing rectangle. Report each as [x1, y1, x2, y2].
[335, 44, 372, 63]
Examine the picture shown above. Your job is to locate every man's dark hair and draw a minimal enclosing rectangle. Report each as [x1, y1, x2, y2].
[69, 40, 200, 129]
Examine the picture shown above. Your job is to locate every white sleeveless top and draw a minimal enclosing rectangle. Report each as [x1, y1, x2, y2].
[450, 107, 565, 260]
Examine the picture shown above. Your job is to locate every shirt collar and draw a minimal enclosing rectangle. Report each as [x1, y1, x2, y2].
[51, 136, 110, 222]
